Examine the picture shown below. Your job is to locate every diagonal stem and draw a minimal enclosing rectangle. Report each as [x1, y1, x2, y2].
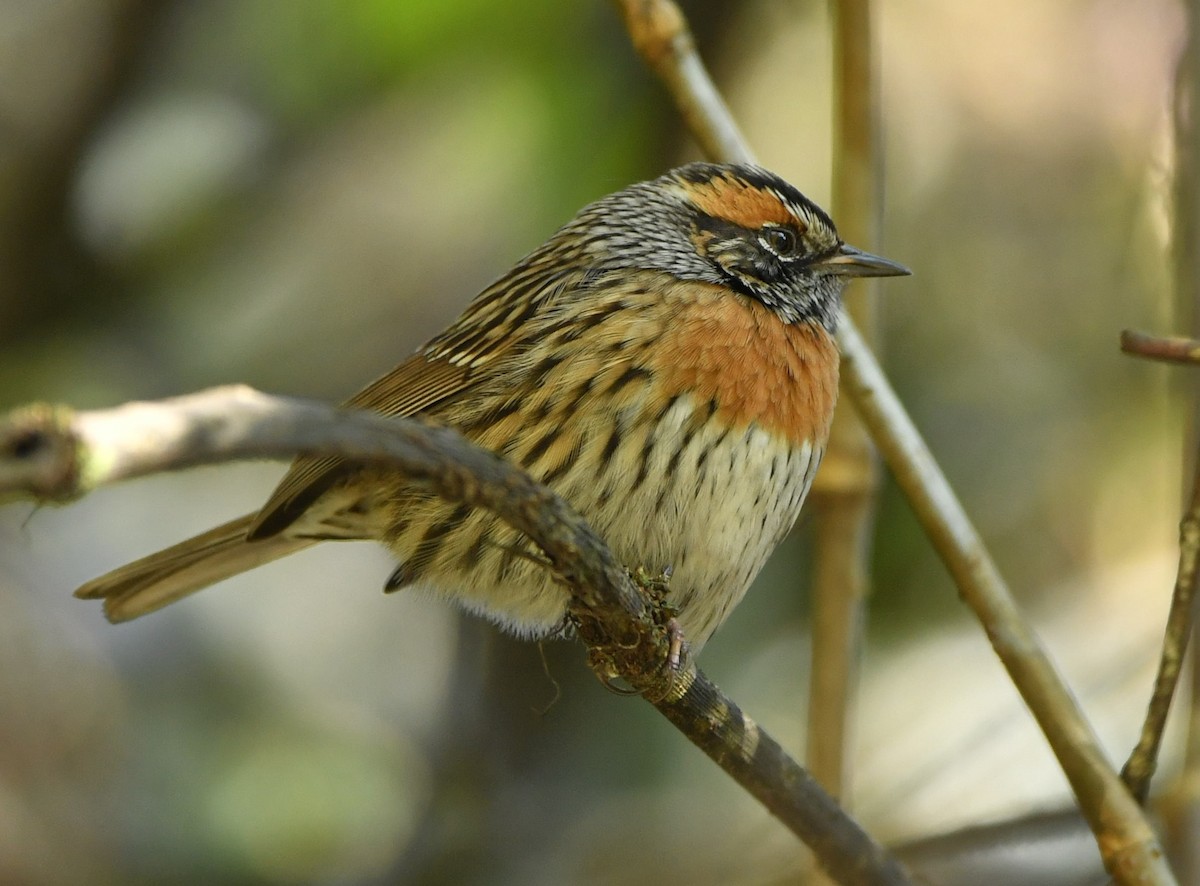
[613, 0, 1175, 881]
[1120, 446, 1200, 803]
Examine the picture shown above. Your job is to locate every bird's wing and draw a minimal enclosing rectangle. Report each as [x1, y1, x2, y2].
[247, 262, 585, 541]
[245, 354, 478, 539]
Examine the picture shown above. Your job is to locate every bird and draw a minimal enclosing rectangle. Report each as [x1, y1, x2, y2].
[75, 162, 909, 654]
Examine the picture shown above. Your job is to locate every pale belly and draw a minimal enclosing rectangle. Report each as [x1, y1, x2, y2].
[388, 396, 821, 651]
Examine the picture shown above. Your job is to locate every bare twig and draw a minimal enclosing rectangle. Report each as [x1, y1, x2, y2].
[839, 322, 1174, 884]
[1121, 448, 1200, 803]
[1117, 337, 1200, 808]
[1121, 330, 1200, 365]
[0, 387, 914, 886]
[1166, 0, 1200, 876]
[807, 0, 881, 809]
[614, 0, 1175, 881]
[612, 0, 751, 163]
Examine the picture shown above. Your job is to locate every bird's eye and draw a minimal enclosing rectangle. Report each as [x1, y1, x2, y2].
[762, 227, 799, 257]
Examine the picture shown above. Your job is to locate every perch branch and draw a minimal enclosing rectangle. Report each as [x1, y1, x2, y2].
[0, 386, 912, 886]
[1122, 329, 1200, 365]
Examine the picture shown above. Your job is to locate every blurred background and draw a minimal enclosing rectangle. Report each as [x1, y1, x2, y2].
[0, 1, 1188, 883]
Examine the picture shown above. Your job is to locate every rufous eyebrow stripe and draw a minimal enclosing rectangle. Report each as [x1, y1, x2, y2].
[649, 283, 839, 444]
[684, 174, 803, 231]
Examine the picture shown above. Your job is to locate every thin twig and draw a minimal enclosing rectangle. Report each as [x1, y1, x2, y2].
[839, 322, 1174, 885]
[1121, 449, 1200, 802]
[0, 387, 914, 886]
[1167, 0, 1200, 876]
[1117, 336, 1200, 807]
[807, 0, 881, 811]
[612, 0, 751, 163]
[613, 0, 1175, 881]
[1121, 330, 1200, 365]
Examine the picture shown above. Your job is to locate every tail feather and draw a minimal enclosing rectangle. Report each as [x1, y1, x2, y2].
[75, 514, 315, 623]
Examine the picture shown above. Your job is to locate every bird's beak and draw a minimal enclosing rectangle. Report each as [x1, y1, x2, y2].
[816, 243, 911, 278]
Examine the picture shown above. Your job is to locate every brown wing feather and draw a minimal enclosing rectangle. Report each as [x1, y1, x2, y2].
[246, 354, 478, 539]
[246, 252, 591, 542]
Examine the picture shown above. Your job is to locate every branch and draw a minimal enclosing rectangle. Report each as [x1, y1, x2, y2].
[806, 0, 882, 814]
[1121, 435, 1200, 802]
[614, 0, 1174, 882]
[1121, 329, 1200, 365]
[0, 386, 913, 886]
[1169, 3, 1200, 879]
[612, 0, 751, 163]
[1118, 330, 1200, 805]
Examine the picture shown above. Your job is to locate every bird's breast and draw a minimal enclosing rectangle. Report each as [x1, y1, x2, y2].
[392, 278, 841, 646]
[648, 284, 840, 446]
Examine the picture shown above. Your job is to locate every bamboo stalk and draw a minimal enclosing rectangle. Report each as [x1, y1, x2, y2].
[807, 0, 881, 811]
[1169, 0, 1200, 876]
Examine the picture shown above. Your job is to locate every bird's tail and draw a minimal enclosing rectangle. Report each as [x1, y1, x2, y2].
[75, 514, 315, 623]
